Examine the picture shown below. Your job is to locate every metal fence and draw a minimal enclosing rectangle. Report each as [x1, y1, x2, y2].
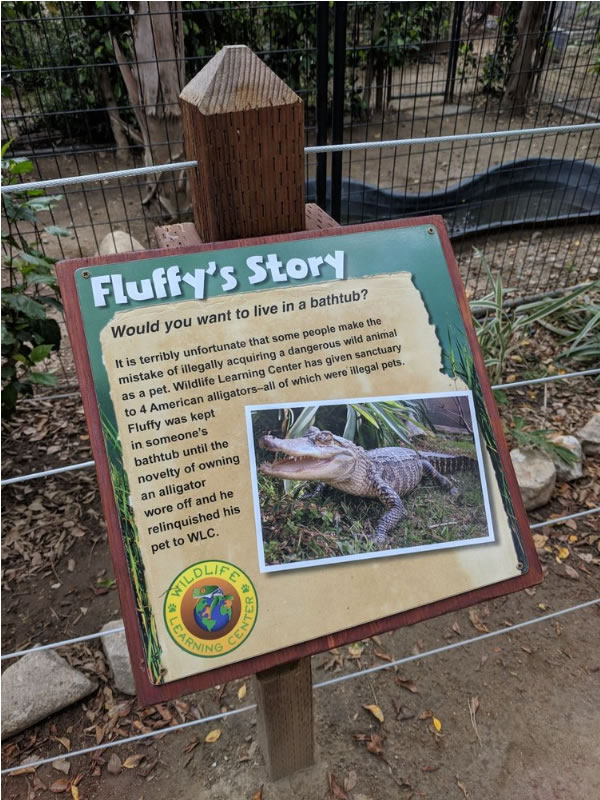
[2, 2, 600, 298]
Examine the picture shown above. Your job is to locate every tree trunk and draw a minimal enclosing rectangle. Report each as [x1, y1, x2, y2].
[361, 4, 386, 119]
[97, 70, 131, 166]
[112, 1, 189, 219]
[505, 2, 547, 109]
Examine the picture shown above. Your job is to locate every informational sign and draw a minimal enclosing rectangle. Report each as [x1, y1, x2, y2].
[58, 219, 541, 702]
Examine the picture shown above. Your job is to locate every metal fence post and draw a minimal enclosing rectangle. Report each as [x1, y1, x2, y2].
[444, 1, 464, 104]
[316, 0, 330, 212]
[155, 44, 340, 780]
[330, 1, 347, 222]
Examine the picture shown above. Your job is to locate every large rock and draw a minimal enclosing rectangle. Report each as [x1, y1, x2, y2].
[576, 413, 600, 457]
[101, 620, 136, 695]
[1, 650, 97, 738]
[510, 448, 556, 510]
[550, 434, 584, 481]
[97, 231, 145, 256]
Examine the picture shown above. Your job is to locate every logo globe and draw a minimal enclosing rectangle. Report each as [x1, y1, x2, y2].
[164, 561, 258, 658]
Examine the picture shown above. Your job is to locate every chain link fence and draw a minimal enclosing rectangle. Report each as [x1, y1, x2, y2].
[2, 1, 599, 299]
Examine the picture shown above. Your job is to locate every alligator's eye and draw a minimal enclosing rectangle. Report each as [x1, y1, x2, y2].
[316, 432, 333, 445]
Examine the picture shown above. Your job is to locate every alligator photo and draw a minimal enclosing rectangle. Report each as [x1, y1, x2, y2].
[259, 427, 477, 542]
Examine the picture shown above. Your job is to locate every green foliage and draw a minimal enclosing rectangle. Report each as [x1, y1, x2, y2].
[102, 412, 164, 683]
[479, 3, 521, 96]
[509, 416, 578, 465]
[458, 4, 522, 97]
[470, 256, 596, 383]
[1, 2, 129, 142]
[1, 145, 67, 415]
[522, 282, 600, 366]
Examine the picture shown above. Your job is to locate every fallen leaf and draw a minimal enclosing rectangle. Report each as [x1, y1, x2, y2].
[457, 776, 469, 798]
[362, 704, 384, 723]
[418, 710, 433, 720]
[49, 779, 70, 793]
[328, 772, 350, 800]
[348, 642, 365, 658]
[374, 649, 392, 662]
[237, 683, 247, 701]
[533, 533, 548, 551]
[205, 728, 221, 743]
[468, 696, 481, 746]
[52, 759, 70, 775]
[53, 736, 71, 752]
[107, 753, 121, 775]
[468, 609, 489, 633]
[452, 620, 462, 635]
[563, 564, 579, 580]
[122, 754, 144, 769]
[71, 786, 80, 800]
[366, 732, 384, 755]
[433, 716, 442, 732]
[344, 769, 358, 791]
[556, 546, 570, 562]
[251, 787, 263, 800]
[396, 676, 419, 693]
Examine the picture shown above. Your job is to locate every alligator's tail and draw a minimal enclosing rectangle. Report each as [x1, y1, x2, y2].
[418, 451, 478, 475]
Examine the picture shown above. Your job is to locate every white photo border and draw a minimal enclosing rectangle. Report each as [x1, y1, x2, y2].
[246, 390, 496, 574]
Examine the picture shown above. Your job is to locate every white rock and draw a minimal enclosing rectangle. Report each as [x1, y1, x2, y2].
[576, 412, 600, 456]
[97, 231, 145, 256]
[510, 448, 556, 510]
[550, 434, 584, 481]
[101, 620, 136, 695]
[1, 650, 97, 738]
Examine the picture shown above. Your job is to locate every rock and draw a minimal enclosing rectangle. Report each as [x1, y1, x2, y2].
[107, 753, 122, 776]
[97, 231, 145, 256]
[510, 448, 556, 510]
[550, 434, 584, 481]
[576, 412, 600, 456]
[1, 650, 97, 738]
[101, 619, 136, 695]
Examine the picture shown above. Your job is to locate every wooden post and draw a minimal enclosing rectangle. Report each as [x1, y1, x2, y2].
[254, 658, 314, 781]
[179, 45, 305, 242]
[155, 45, 339, 781]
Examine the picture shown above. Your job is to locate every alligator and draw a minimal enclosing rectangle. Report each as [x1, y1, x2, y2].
[259, 427, 477, 542]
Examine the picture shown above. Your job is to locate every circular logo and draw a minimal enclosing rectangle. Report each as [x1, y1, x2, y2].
[164, 561, 258, 658]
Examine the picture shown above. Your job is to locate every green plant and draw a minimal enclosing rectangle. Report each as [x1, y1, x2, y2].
[470, 258, 594, 383]
[1, 143, 68, 414]
[101, 411, 164, 683]
[521, 282, 600, 366]
[479, 2, 521, 96]
[509, 416, 578, 466]
[457, 40, 477, 78]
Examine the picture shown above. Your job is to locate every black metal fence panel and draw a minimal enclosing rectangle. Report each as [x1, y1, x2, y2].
[2, 1, 599, 297]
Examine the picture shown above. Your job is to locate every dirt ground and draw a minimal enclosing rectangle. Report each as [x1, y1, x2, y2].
[2, 80, 600, 800]
[2, 300, 599, 800]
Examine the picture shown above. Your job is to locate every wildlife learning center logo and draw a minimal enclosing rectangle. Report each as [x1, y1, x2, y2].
[164, 560, 258, 658]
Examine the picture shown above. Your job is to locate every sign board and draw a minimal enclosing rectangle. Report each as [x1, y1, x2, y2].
[58, 218, 541, 703]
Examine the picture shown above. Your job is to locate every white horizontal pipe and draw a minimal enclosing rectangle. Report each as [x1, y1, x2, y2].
[2, 123, 598, 195]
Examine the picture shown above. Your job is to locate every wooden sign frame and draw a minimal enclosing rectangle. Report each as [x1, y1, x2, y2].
[58, 217, 542, 705]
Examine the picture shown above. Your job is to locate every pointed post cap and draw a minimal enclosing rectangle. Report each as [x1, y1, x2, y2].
[180, 45, 302, 115]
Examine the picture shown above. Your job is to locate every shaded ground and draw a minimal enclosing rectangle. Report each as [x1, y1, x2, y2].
[2, 306, 599, 799]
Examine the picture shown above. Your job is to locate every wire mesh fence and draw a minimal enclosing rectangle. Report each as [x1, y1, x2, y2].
[2, 2, 599, 299]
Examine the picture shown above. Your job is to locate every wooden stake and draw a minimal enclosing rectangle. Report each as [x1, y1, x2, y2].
[155, 47, 341, 781]
[254, 658, 314, 781]
[179, 45, 305, 242]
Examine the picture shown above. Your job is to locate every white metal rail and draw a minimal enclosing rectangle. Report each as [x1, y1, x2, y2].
[2, 123, 599, 195]
[2, 598, 598, 776]
[3, 369, 598, 487]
